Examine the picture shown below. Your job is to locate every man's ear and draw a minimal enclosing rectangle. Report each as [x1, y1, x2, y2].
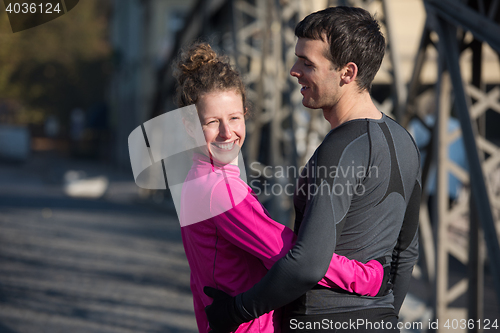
[340, 62, 358, 85]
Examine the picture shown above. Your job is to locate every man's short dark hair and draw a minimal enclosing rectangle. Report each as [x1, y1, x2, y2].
[295, 6, 385, 91]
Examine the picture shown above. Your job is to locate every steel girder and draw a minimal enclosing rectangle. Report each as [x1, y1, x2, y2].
[406, 1, 500, 330]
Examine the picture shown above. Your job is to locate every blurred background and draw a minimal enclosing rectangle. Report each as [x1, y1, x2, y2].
[0, 0, 499, 332]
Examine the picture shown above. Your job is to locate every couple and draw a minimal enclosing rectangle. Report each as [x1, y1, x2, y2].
[176, 6, 421, 333]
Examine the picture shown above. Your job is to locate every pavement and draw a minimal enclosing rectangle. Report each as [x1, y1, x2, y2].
[0, 151, 498, 333]
[0, 151, 197, 333]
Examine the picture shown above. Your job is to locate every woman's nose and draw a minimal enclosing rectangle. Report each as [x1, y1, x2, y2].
[218, 122, 232, 139]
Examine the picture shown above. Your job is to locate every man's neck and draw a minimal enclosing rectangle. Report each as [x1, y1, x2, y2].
[323, 89, 382, 130]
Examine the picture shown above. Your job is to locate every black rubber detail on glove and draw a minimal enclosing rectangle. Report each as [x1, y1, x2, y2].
[204, 286, 248, 333]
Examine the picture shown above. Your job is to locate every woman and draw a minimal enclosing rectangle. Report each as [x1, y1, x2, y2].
[174, 43, 384, 333]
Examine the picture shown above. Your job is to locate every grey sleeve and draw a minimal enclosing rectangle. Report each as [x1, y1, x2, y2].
[236, 180, 340, 318]
[391, 179, 421, 314]
[235, 133, 366, 319]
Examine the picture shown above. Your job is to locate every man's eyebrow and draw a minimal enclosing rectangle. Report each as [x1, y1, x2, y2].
[295, 53, 313, 63]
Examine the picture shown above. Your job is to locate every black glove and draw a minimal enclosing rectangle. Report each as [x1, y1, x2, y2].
[374, 256, 393, 297]
[204, 287, 247, 333]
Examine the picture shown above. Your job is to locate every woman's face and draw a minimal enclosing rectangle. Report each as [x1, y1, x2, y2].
[195, 90, 246, 164]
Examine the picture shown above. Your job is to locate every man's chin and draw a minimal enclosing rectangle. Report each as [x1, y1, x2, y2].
[302, 98, 322, 109]
[302, 101, 318, 110]
[301, 97, 318, 110]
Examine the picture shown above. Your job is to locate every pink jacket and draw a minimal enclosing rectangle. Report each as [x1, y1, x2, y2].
[180, 153, 383, 333]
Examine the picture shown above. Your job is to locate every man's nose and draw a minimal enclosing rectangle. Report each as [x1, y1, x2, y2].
[290, 61, 301, 78]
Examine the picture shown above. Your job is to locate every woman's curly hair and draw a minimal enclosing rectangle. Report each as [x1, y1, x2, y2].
[173, 42, 247, 111]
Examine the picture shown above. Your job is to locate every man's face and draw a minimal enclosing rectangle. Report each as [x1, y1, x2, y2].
[290, 37, 341, 110]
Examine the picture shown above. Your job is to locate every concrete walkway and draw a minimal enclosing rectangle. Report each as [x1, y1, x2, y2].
[0, 152, 197, 333]
[1, 152, 497, 333]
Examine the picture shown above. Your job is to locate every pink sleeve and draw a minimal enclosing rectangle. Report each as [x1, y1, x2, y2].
[210, 177, 384, 296]
[318, 255, 384, 296]
[210, 178, 296, 270]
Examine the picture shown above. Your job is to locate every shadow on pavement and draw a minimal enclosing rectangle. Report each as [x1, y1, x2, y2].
[0, 153, 197, 333]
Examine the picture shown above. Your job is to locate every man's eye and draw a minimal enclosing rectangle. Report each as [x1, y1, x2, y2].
[304, 62, 312, 67]
[207, 120, 217, 125]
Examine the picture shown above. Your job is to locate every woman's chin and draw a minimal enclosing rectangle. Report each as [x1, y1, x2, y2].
[211, 147, 240, 165]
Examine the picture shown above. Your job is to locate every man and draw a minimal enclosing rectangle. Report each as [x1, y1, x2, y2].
[204, 6, 421, 332]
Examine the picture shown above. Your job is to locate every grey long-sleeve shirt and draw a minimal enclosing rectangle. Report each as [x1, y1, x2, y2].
[237, 113, 421, 319]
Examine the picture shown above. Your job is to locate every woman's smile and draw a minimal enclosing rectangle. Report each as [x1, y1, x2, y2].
[195, 89, 246, 165]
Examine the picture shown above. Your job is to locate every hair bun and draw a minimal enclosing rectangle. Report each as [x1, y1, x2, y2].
[173, 42, 246, 108]
[177, 43, 218, 77]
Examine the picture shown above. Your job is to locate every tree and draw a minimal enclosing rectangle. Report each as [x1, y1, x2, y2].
[0, 0, 112, 134]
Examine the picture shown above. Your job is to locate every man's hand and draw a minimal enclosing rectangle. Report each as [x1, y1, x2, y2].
[204, 287, 246, 333]
[372, 257, 392, 297]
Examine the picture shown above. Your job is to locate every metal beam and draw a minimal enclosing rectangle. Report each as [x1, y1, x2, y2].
[436, 14, 500, 307]
[426, 0, 500, 53]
